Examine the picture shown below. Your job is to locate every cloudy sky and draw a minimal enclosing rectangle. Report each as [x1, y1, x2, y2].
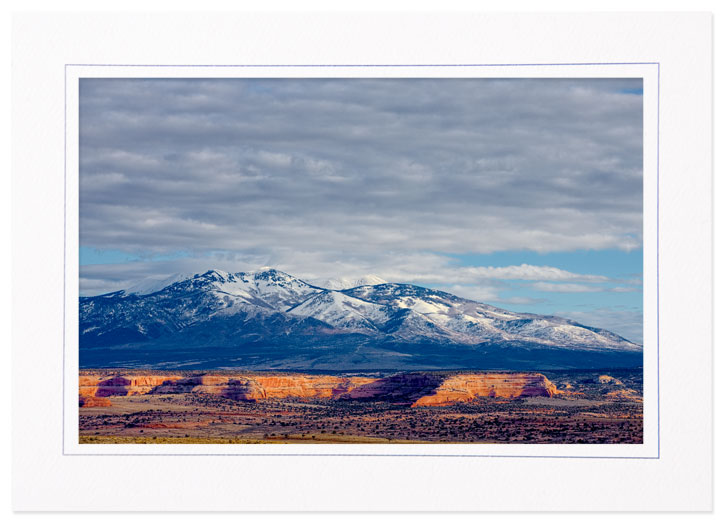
[79, 78, 643, 342]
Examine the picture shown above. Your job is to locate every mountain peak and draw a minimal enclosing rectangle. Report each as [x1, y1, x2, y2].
[253, 268, 295, 281]
[187, 269, 236, 286]
[200, 268, 230, 278]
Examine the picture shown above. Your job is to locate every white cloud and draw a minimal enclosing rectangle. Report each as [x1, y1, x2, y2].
[610, 286, 640, 293]
[436, 284, 503, 303]
[463, 264, 608, 283]
[531, 282, 604, 293]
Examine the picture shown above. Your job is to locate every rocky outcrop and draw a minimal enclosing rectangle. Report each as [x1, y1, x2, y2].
[598, 375, 624, 386]
[411, 373, 559, 407]
[604, 388, 642, 402]
[80, 374, 184, 397]
[80, 373, 376, 401]
[153, 374, 377, 400]
[78, 372, 559, 406]
[252, 376, 376, 399]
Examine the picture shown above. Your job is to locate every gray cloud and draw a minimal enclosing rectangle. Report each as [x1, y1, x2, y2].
[80, 78, 643, 266]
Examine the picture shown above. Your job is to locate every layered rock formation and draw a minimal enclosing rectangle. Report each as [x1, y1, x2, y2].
[151, 374, 378, 401]
[79, 374, 183, 397]
[79, 371, 561, 407]
[411, 373, 559, 407]
[79, 373, 376, 402]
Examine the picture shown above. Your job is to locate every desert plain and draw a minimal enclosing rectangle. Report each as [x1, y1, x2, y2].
[79, 368, 642, 444]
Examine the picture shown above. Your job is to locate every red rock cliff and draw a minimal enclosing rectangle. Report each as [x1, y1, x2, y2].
[80, 374, 184, 397]
[411, 373, 559, 407]
[78, 372, 558, 406]
[79, 373, 376, 401]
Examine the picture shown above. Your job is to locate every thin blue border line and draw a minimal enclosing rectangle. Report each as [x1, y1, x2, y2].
[656, 63, 661, 459]
[63, 65, 67, 454]
[66, 62, 658, 67]
[65, 63, 658, 459]
[62, 453, 655, 459]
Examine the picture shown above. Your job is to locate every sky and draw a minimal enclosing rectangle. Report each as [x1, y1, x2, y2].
[79, 78, 643, 342]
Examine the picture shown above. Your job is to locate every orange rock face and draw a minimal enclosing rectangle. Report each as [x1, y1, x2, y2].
[79, 373, 376, 402]
[78, 372, 558, 406]
[411, 373, 559, 407]
[254, 376, 376, 399]
[598, 375, 624, 386]
[81, 374, 184, 397]
[152, 374, 378, 400]
[604, 388, 642, 402]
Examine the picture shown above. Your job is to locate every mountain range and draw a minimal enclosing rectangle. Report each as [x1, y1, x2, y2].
[79, 269, 642, 371]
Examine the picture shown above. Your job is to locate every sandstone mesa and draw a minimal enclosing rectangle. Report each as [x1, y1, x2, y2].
[79, 371, 562, 407]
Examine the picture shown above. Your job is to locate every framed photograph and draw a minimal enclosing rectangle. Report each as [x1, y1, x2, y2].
[68, 70, 654, 458]
[12, 12, 713, 511]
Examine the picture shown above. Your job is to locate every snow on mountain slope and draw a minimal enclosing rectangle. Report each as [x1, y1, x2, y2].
[284, 285, 475, 343]
[491, 316, 639, 350]
[151, 269, 321, 311]
[344, 283, 640, 351]
[287, 290, 391, 333]
[80, 269, 324, 346]
[80, 268, 641, 355]
[309, 275, 387, 290]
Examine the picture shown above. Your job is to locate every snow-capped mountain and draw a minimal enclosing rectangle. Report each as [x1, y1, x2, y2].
[154, 268, 319, 311]
[343, 284, 639, 350]
[79, 269, 642, 370]
[308, 275, 387, 290]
